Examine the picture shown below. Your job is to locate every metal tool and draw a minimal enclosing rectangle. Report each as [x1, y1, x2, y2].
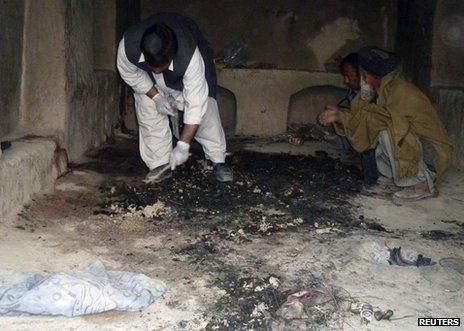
[167, 95, 180, 139]
[170, 112, 180, 139]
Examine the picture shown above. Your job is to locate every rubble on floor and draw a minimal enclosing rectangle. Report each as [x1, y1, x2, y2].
[72, 139, 367, 328]
[95, 150, 362, 237]
[7, 136, 463, 330]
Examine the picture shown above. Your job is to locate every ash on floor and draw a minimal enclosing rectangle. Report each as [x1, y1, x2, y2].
[90, 148, 362, 236]
[4, 135, 463, 331]
[72, 139, 365, 328]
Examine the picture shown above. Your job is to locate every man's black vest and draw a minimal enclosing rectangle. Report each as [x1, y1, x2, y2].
[124, 12, 217, 98]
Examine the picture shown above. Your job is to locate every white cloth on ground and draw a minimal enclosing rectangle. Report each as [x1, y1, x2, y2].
[0, 261, 166, 317]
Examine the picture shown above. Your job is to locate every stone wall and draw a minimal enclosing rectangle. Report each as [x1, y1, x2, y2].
[0, 0, 25, 137]
[140, 0, 397, 71]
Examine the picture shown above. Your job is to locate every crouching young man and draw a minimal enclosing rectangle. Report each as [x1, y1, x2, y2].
[319, 46, 452, 203]
[117, 12, 233, 183]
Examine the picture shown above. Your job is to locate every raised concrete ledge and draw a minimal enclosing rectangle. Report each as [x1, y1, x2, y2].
[0, 138, 63, 218]
[217, 69, 344, 136]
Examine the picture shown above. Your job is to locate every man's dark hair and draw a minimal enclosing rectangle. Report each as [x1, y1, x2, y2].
[141, 23, 178, 67]
[339, 52, 358, 70]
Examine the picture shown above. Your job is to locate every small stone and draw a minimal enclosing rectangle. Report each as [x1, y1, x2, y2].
[250, 302, 268, 317]
[269, 276, 280, 288]
[254, 285, 264, 292]
[315, 227, 332, 234]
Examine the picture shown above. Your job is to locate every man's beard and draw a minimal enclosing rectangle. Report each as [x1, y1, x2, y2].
[360, 77, 376, 102]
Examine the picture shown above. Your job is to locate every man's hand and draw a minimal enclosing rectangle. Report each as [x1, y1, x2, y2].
[318, 105, 341, 126]
[170, 141, 190, 170]
[152, 93, 176, 116]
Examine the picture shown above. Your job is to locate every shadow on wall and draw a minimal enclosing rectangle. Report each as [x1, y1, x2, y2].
[288, 86, 346, 126]
[217, 86, 237, 134]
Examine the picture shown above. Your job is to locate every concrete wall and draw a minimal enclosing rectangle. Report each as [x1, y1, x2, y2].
[393, 0, 463, 169]
[0, 0, 25, 137]
[0, 138, 59, 218]
[64, 0, 119, 160]
[395, 0, 435, 93]
[432, 89, 464, 168]
[117, 0, 142, 133]
[14, 0, 120, 161]
[430, 0, 464, 168]
[216, 87, 236, 134]
[93, 0, 117, 71]
[288, 86, 346, 125]
[430, 0, 464, 88]
[141, 0, 397, 71]
[138, 0, 396, 136]
[0, 0, 131, 217]
[217, 69, 344, 136]
[117, 0, 141, 41]
[19, 0, 67, 139]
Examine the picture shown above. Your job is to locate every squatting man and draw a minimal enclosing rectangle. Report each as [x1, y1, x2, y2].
[319, 46, 452, 204]
[117, 12, 233, 183]
[337, 53, 379, 188]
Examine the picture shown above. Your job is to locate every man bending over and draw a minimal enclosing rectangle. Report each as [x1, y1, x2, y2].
[117, 12, 233, 183]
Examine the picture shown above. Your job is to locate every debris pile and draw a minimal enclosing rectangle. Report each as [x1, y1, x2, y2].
[206, 274, 287, 330]
[79, 141, 368, 328]
[388, 247, 435, 267]
[365, 241, 436, 267]
[350, 302, 394, 325]
[271, 286, 351, 329]
[97, 151, 362, 238]
[108, 200, 168, 220]
[287, 123, 336, 144]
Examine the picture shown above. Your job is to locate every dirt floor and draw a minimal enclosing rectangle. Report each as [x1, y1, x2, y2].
[0, 136, 463, 330]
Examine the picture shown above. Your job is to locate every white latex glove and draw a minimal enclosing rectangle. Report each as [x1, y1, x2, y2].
[152, 93, 175, 116]
[170, 141, 190, 170]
